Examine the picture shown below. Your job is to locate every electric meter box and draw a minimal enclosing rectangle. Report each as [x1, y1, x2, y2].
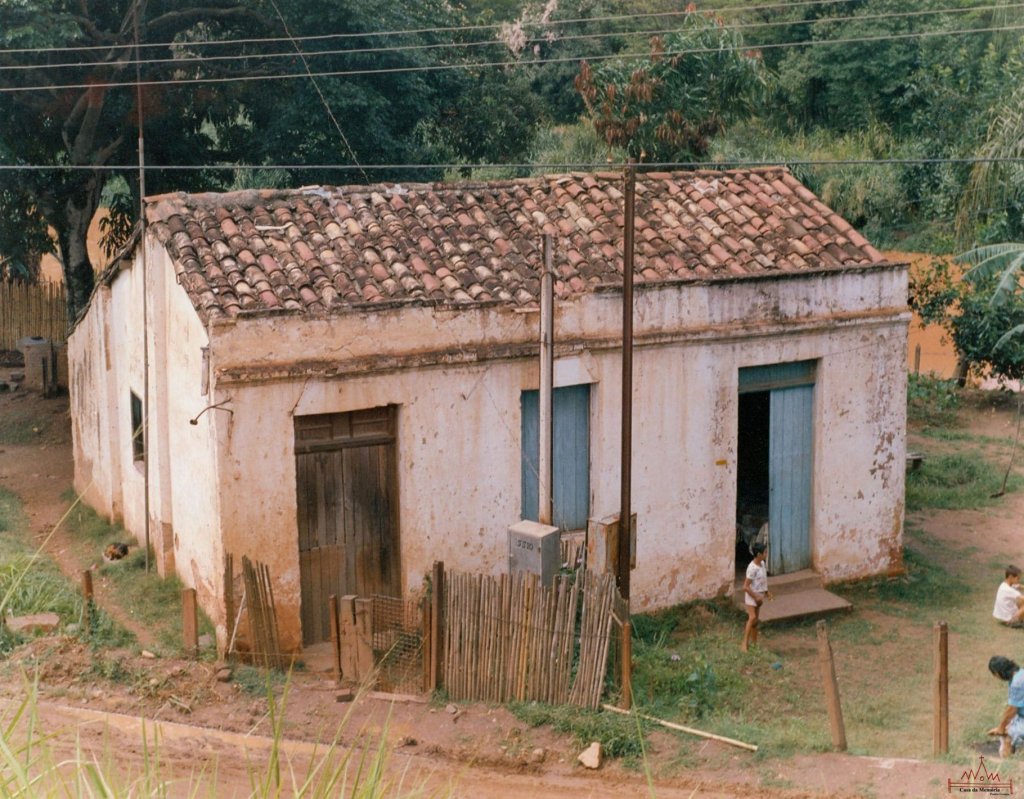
[508, 520, 560, 587]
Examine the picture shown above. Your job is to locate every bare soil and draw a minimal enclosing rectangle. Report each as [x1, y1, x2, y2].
[2, 385, 1022, 797]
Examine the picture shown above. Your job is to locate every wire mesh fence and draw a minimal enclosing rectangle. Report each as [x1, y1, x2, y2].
[369, 594, 425, 694]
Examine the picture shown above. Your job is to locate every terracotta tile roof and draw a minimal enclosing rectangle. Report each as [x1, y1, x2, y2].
[145, 168, 890, 322]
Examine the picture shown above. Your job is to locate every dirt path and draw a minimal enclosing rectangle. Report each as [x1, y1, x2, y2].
[0, 392, 157, 647]
[5, 386, 1024, 797]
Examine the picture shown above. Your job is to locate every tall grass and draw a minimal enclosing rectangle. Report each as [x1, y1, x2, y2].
[0, 673, 445, 798]
[0, 487, 134, 655]
[905, 452, 1023, 510]
[62, 502, 213, 652]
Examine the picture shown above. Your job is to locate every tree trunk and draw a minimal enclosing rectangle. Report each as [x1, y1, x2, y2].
[59, 177, 103, 326]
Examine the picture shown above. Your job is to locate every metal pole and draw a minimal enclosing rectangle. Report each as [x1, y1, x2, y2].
[539, 234, 554, 526]
[618, 161, 636, 599]
[134, 5, 151, 572]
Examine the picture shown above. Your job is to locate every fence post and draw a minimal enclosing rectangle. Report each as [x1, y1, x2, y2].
[182, 588, 198, 658]
[328, 594, 341, 683]
[430, 561, 445, 692]
[82, 570, 94, 636]
[339, 595, 357, 680]
[620, 619, 633, 710]
[354, 597, 374, 682]
[934, 621, 949, 755]
[816, 620, 847, 751]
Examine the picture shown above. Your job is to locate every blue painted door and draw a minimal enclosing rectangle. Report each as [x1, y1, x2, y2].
[521, 385, 590, 530]
[768, 384, 814, 573]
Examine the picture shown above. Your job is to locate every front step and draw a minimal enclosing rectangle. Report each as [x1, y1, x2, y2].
[733, 569, 852, 623]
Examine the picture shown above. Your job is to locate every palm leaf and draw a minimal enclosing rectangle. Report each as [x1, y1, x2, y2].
[993, 251, 1024, 306]
[994, 324, 1024, 351]
[958, 243, 1024, 285]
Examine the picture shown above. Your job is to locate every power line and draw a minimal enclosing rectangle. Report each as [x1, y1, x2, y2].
[2, 2, 1014, 73]
[2, 21, 1021, 94]
[264, 0, 368, 184]
[0, 0, 870, 57]
[2, 157, 1022, 173]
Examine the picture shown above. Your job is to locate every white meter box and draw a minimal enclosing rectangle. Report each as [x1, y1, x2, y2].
[508, 520, 560, 587]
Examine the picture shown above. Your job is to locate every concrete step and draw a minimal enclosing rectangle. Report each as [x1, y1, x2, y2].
[733, 569, 851, 622]
[733, 568, 822, 600]
[754, 588, 851, 623]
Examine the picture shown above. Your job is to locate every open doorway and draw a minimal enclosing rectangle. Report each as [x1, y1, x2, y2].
[736, 391, 770, 575]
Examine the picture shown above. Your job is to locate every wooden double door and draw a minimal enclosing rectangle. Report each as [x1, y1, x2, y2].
[295, 407, 400, 645]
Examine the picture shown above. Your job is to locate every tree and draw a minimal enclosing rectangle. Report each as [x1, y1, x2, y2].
[573, 10, 767, 162]
[911, 246, 1024, 382]
[0, 0, 542, 322]
[0, 0, 266, 321]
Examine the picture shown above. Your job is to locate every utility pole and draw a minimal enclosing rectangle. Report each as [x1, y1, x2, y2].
[618, 161, 636, 599]
[539, 234, 554, 526]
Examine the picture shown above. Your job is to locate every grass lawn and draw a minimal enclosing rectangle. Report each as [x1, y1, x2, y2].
[0, 488, 131, 652]
[61, 499, 215, 654]
[514, 387, 1024, 776]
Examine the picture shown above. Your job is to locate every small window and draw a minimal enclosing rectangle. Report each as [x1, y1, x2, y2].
[130, 391, 145, 462]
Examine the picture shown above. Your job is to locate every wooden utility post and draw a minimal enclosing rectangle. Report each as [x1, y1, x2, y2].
[618, 160, 636, 600]
[182, 588, 198, 658]
[430, 561, 445, 692]
[328, 594, 341, 682]
[816, 620, 847, 751]
[81, 570, 94, 636]
[934, 621, 949, 755]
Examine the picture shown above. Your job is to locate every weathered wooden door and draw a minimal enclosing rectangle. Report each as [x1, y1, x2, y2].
[521, 384, 591, 531]
[738, 362, 815, 575]
[295, 407, 400, 645]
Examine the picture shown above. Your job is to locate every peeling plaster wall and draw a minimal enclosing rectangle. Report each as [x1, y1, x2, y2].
[208, 265, 908, 639]
[69, 285, 123, 518]
[148, 243, 223, 628]
[69, 245, 223, 641]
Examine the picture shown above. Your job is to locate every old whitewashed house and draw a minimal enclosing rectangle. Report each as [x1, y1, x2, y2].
[68, 168, 907, 650]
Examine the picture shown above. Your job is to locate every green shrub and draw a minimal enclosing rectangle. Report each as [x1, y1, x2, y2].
[906, 374, 961, 428]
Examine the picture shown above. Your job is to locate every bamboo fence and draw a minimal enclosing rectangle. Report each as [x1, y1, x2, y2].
[443, 569, 620, 709]
[0, 281, 67, 350]
[241, 556, 285, 670]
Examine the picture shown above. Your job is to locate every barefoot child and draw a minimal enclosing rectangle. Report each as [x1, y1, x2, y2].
[742, 542, 771, 652]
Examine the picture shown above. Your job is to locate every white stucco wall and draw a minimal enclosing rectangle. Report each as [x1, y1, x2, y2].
[72, 243, 908, 650]
[205, 265, 908, 640]
[69, 244, 223, 634]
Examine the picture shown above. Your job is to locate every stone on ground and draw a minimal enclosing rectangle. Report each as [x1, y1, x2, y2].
[578, 741, 602, 769]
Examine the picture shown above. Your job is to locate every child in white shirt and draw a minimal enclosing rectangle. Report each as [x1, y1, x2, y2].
[742, 542, 771, 652]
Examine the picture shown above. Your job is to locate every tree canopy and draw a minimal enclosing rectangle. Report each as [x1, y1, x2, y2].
[1, 0, 1022, 329]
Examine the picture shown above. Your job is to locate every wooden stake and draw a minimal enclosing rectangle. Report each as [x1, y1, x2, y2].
[816, 620, 847, 751]
[182, 588, 198, 658]
[430, 562, 444, 692]
[328, 595, 341, 682]
[223, 553, 233, 659]
[934, 620, 949, 755]
[82, 570, 93, 636]
[914, 343, 922, 374]
[354, 597, 373, 681]
[620, 619, 633, 710]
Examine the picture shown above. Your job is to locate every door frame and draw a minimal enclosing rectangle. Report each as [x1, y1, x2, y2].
[737, 361, 817, 575]
[294, 405, 401, 645]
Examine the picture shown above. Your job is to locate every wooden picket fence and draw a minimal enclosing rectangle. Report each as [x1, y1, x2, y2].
[442, 569, 622, 709]
[0, 281, 67, 350]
